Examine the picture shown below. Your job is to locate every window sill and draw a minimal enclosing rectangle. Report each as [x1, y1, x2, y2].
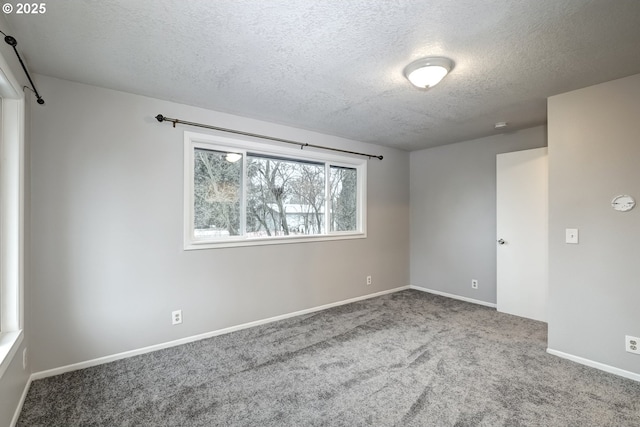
[185, 232, 366, 250]
[0, 330, 24, 379]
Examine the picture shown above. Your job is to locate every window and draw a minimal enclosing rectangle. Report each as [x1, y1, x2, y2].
[184, 132, 366, 249]
[0, 63, 25, 378]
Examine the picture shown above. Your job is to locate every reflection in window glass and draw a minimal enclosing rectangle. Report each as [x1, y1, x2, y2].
[193, 149, 242, 238]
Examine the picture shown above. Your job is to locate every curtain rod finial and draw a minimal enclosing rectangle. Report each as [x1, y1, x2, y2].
[155, 114, 165, 122]
[4, 35, 17, 47]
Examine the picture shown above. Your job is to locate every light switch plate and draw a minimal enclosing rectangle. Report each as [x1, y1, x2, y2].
[565, 228, 579, 244]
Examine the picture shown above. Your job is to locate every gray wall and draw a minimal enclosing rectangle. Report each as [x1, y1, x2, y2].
[0, 12, 31, 427]
[29, 75, 410, 373]
[410, 126, 547, 304]
[547, 73, 640, 374]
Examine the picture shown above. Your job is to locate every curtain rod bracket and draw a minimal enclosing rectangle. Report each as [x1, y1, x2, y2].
[155, 113, 383, 160]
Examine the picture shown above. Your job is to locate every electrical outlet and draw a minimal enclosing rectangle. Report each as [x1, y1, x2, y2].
[471, 279, 478, 289]
[22, 348, 27, 370]
[366, 275, 372, 285]
[626, 335, 640, 354]
[172, 310, 183, 325]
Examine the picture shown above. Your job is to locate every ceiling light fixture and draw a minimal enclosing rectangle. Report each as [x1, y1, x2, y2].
[403, 57, 454, 89]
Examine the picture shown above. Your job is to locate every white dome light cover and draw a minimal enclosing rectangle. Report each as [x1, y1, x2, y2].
[404, 57, 454, 89]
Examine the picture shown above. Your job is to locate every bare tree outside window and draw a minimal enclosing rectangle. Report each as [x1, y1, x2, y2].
[330, 166, 357, 231]
[246, 155, 325, 237]
[193, 149, 241, 238]
[291, 162, 325, 235]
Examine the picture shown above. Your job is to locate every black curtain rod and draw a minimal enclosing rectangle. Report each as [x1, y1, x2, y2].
[1, 32, 45, 105]
[155, 114, 383, 160]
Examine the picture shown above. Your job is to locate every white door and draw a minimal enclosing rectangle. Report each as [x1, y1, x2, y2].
[496, 147, 548, 322]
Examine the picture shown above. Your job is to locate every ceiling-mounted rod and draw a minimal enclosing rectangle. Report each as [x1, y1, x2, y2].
[1, 31, 45, 105]
[155, 114, 383, 160]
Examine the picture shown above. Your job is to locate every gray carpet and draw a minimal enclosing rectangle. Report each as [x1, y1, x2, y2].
[18, 290, 640, 426]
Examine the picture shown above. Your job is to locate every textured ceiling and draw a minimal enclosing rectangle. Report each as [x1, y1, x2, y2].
[5, 0, 640, 150]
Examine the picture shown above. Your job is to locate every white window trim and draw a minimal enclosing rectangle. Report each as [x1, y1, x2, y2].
[0, 59, 25, 378]
[184, 131, 367, 250]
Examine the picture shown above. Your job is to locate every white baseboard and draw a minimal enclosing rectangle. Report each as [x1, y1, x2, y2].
[546, 348, 640, 382]
[31, 286, 410, 381]
[11, 375, 32, 427]
[409, 285, 497, 308]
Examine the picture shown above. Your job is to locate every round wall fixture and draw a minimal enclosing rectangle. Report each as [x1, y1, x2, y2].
[403, 57, 454, 89]
[611, 195, 635, 212]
